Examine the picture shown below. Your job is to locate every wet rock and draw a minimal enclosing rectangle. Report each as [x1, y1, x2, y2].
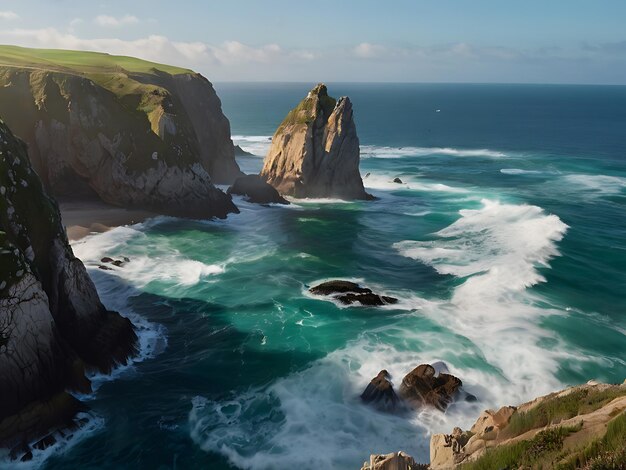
[361, 370, 400, 411]
[32, 434, 57, 451]
[98, 265, 113, 271]
[227, 174, 289, 205]
[309, 280, 398, 306]
[399, 364, 463, 411]
[393, 177, 403, 184]
[100, 257, 113, 263]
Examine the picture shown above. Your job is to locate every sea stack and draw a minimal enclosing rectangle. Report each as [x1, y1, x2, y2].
[261, 84, 372, 200]
[0, 118, 138, 454]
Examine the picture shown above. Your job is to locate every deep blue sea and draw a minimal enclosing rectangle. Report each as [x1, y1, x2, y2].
[29, 83, 626, 469]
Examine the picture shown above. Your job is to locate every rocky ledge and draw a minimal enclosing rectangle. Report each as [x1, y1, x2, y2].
[309, 280, 398, 306]
[261, 84, 373, 200]
[227, 174, 289, 205]
[0, 118, 138, 459]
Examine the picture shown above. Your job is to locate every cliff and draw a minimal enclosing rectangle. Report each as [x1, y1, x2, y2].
[261, 83, 372, 200]
[0, 118, 138, 455]
[429, 381, 626, 469]
[0, 45, 241, 218]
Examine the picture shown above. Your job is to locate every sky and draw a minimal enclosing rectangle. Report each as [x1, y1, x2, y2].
[0, 0, 625, 84]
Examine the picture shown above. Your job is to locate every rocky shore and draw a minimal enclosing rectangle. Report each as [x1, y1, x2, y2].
[0, 118, 138, 460]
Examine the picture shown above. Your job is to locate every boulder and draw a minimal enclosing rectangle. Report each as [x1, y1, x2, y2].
[393, 178, 403, 184]
[361, 370, 400, 411]
[309, 280, 398, 306]
[399, 364, 463, 411]
[261, 84, 373, 200]
[361, 451, 424, 470]
[227, 174, 289, 205]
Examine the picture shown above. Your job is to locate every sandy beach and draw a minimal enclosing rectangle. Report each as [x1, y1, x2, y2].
[59, 199, 156, 240]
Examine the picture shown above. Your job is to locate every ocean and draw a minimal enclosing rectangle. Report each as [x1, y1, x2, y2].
[34, 83, 626, 469]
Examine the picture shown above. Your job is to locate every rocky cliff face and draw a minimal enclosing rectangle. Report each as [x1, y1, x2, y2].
[0, 118, 138, 451]
[261, 84, 372, 200]
[0, 49, 241, 218]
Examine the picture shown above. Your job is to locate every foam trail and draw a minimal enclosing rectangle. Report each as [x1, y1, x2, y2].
[561, 174, 626, 195]
[364, 173, 469, 194]
[232, 135, 272, 156]
[361, 145, 507, 159]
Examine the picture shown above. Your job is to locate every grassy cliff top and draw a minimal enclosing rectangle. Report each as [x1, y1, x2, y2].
[0, 44, 192, 76]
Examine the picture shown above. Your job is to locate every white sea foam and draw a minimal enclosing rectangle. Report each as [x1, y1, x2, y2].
[500, 168, 543, 175]
[361, 145, 507, 159]
[0, 413, 105, 470]
[188, 198, 583, 470]
[232, 135, 272, 157]
[363, 173, 469, 194]
[561, 173, 626, 195]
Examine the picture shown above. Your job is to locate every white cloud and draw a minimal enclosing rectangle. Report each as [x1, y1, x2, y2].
[95, 15, 139, 27]
[0, 11, 19, 20]
[354, 42, 387, 59]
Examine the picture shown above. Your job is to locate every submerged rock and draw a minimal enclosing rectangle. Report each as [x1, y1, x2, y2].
[361, 370, 400, 411]
[399, 364, 463, 411]
[309, 280, 398, 306]
[0, 118, 138, 451]
[261, 84, 373, 200]
[227, 174, 289, 205]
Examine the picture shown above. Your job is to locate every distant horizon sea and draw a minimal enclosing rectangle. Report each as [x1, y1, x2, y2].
[35, 82, 626, 469]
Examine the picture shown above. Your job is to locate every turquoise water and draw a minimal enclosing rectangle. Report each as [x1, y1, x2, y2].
[38, 84, 626, 469]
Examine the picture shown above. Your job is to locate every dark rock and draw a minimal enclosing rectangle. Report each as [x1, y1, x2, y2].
[111, 260, 124, 267]
[227, 174, 289, 205]
[100, 257, 114, 263]
[33, 434, 57, 451]
[123, 257, 130, 263]
[234, 144, 254, 157]
[399, 364, 463, 411]
[98, 265, 113, 271]
[309, 280, 398, 306]
[393, 177, 403, 184]
[361, 370, 400, 411]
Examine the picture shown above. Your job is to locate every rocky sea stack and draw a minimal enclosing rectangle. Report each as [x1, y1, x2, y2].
[0, 118, 138, 456]
[261, 84, 372, 200]
[0, 45, 240, 219]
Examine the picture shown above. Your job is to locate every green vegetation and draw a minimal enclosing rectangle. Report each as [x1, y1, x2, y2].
[503, 387, 626, 439]
[276, 85, 337, 133]
[0, 44, 191, 75]
[557, 411, 626, 469]
[462, 425, 581, 470]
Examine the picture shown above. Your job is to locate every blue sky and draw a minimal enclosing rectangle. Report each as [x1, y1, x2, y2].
[1, 0, 625, 84]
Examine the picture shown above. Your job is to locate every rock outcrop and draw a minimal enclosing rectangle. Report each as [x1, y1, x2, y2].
[399, 364, 463, 411]
[0, 118, 138, 455]
[227, 174, 289, 205]
[0, 45, 241, 219]
[361, 451, 425, 470]
[429, 381, 626, 469]
[361, 370, 401, 411]
[309, 280, 398, 306]
[261, 84, 372, 200]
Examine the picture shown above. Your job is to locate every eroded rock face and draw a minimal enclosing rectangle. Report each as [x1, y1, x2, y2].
[399, 364, 463, 411]
[261, 84, 372, 200]
[309, 280, 398, 306]
[361, 451, 425, 470]
[361, 370, 400, 411]
[0, 64, 240, 218]
[0, 118, 138, 450]
[227, 174, 290, 205]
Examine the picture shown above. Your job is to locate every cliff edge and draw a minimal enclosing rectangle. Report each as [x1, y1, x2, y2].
[0, 118, 138, 457]
[0, 45, 241, 219]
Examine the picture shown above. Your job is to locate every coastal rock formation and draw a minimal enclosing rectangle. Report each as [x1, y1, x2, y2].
[0, 45, 240, 218]
[260, 84, 372, 200]
[399, 364, 463, 411]
[309, 280, 398, 306]
[360, 451, 425, 470]
[361, 370, 400, 411]
[0, 118, 138, 455]
[429, 381, 626, 469]
[227, 174, 289, 205]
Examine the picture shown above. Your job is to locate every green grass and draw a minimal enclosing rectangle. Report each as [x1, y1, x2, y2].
[556, 411, 626, 469]
[462, 425, 581, 470]
[502, 387, 626, 439]
[0, 44, 191, 75]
